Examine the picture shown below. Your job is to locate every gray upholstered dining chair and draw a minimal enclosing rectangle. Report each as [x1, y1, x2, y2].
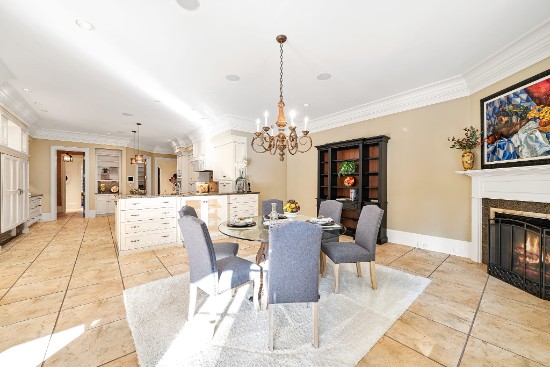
[179, 205, 239, 260]
[266, 221, 323, 350]
[321, 205, 384, 293]
[178, 216, 260, 324]
[261, 199, 284, 217]
[319, 199, 343, 242]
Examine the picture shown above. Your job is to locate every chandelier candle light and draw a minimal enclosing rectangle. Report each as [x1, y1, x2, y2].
[251, 35, 312, 161]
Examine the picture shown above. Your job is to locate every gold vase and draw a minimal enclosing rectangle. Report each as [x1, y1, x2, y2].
[461, 150, 474, 170]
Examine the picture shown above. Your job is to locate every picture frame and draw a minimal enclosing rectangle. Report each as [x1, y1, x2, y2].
[481, 68, 550, 169]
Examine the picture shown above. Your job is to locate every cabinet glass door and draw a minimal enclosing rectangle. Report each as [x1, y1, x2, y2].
[206, 196, 227, 234]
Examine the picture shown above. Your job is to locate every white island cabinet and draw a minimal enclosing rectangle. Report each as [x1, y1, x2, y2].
[115, 193, 259, 254]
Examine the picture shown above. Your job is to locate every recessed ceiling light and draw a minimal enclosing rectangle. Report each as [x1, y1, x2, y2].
[153, 99, 160, 103]
[303, 103, 310, 107]
[107, 132, 111, 135]
[75, 19, 95, 30]
[225, 74, 240, 82]
[317, 73, 332, 81]
[23, 88, 32, 92]
[33, 101, 41, 105]
[200, 117, 206, 120]
[210, 90, 217, 93]
[122, 112, 133, 117]
[40, 109, 48, 112]
[176, 0, 200, 11]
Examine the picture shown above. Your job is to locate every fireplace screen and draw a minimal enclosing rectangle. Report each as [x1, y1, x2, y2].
[489, 213, 549, 300]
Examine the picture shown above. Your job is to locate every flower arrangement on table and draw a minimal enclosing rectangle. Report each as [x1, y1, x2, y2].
[283, 199, 300, 217]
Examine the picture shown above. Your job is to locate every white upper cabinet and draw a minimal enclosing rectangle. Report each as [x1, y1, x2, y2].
[213, 135, 247, 182]
[1, 112, 29, 156]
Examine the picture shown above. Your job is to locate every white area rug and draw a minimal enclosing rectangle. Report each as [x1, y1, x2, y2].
[124, 262, 430, 367]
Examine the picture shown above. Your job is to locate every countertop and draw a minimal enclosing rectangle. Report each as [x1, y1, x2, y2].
[117, 192, 259, 199]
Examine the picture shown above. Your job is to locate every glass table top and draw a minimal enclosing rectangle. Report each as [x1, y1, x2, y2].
[218, 215, 341, 242]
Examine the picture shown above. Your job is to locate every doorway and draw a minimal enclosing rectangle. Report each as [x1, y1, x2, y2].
[50, 146, 90, 221]
[155, 157, 177, 195]
[135, 155, 152, 194]
[56, 151, 85, 215]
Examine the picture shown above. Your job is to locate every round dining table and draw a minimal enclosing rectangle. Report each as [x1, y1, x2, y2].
[218, 214, 341, 273]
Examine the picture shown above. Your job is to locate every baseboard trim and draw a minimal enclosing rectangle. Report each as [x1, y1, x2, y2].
[386, 229, 474, 261]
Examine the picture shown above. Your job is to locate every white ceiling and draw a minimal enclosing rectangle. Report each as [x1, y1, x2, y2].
[0, 0, 549, 151]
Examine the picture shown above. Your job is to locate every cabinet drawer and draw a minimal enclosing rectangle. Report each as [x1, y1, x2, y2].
[119, 198, 175, 210]
[121, 208, 175, 222]
[229, 208, 257, 218]
[228, 194, 258, 204]
[122, 231, 176, 250]
[123, 219, 176, 234]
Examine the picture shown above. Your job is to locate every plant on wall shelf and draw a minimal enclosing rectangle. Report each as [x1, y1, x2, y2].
[338, 161, 357, 177]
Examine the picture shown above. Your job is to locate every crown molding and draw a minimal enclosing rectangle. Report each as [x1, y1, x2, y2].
[464, 19, 550, 94]
[310, 75, 469, 132]
[307, 19, 550, 133]
[31, 128, 131, 147]
[152, 146, 176, 155]
[0, 82, 40, 127]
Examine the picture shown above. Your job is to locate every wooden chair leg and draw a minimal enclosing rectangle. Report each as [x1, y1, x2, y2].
[370, 261, 377, 290]
[268, 304, 274, 351]
[312, 302, 319, 348]
[320, 251, 327, 277]
[253, 278, 260, 312]
[333, 263, 340, 293]
[356, 262, 362, 277]
[188, 283, 197, 320]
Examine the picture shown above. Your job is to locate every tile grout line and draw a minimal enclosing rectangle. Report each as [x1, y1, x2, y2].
[0, 228, 64, 304]
[40, 212, 88, 367]
[154, 251, 174, 276]
[383, 246, 415, 266]
[98, 350, 136, 366]
[385, 335, 447, 367]
[426, 254, 450, 278]
[107, 217, 127, 290]
[456, 273, 490, 367]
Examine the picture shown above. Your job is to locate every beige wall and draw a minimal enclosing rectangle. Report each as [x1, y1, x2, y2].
[286, 57, 550, 243]
[65, 155, 84, 211]
[157, 158, 177, 195]
[28, 138, 176, 214]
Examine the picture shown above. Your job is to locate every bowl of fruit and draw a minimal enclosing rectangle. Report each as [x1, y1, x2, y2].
[283, 199, 300, 217]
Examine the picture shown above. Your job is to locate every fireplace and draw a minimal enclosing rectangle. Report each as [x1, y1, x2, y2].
[489, 213, 550, 300]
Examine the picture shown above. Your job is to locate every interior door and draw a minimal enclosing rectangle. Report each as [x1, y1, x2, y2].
[17, 158, 29, 224]
[1, 154, 19, 232]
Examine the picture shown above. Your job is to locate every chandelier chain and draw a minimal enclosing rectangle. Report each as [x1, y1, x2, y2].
[279, 42, 284, 102]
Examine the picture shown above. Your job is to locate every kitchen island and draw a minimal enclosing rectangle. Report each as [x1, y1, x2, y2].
[114, 192, 259, 254]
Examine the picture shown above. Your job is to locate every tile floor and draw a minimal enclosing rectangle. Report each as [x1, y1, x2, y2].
[0, 211, 549, 367]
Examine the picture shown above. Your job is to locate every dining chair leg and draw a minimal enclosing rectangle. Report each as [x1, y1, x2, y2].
[320, 251, 327, 277]
[188, 283, 198, 320]
[333, 263, 340, 293]
[370, 261, 377, 290]
[253, 278, 260, 312]
[268, 304, 274, 351]
[356, 262, 362, 277]
[312, 302, 319, 348]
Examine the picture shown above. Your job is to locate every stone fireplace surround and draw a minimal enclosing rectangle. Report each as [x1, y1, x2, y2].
[458, 165, 550, 263]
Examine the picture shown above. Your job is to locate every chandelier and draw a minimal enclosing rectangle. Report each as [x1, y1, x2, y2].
[251, 35, 312, 161]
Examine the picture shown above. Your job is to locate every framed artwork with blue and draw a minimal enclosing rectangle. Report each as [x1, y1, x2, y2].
[481, 69, 550, 169]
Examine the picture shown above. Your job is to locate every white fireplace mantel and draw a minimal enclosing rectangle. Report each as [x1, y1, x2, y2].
[457, 165, 550, 262]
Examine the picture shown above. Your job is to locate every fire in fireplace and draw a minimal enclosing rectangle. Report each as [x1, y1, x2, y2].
[489, 213, 549, 300]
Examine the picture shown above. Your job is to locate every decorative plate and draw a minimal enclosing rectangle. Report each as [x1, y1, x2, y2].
[111, 185, 119, 193]
[227, 220, 256, 228]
